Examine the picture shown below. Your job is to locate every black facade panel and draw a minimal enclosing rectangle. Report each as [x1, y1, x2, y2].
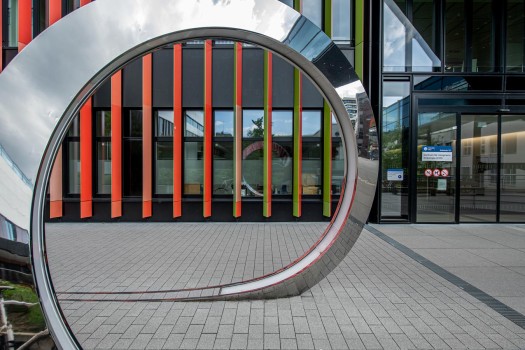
[272, 55, 294, 108]
[212, 48, 234, 108]
[93, 79, 111, 108]
[302, 76, 324, 108]
[152, 49, 174, 108]
[123, 58, 143, 108]
[242, 49, 264, 107]
[183, 48, 204, 108]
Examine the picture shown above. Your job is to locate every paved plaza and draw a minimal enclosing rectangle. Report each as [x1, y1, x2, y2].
[46, 222, 525, 349]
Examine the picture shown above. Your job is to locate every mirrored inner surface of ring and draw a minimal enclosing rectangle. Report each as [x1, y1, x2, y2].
[43, 38, 365, 346]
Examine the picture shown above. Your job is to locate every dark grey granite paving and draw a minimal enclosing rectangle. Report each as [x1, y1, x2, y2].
[46, 223, 525, 349]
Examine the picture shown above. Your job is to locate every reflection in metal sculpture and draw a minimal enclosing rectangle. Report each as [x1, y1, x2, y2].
[0, 0, 377, 348]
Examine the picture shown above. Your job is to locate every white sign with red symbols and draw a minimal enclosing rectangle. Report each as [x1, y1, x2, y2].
[424, 169, 432, 177]
[433, 169, 441, 177]
[441, 169, 449, 177]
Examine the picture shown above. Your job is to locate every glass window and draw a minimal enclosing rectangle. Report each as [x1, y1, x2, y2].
[68, 142, 80, 195]
[471, 0, 495, 72]
[272, 110, 293, 137]
[64, 0, 80, 14]
[302, 110, 322, 137]
[242, 140, 264, 197]
[156, 110, 173, 137]
[126, 110, 143, 137]
[96, 142, 111, 194]
[214, 110, 234, 137]
[184, 141, 203, 195]
[333, 0, 351, 41]
[123, 140, 142, 196]
[243, 110, 264, 138]
[332, 140, 344, 195]
[506, 0, 524, 72]
[302, 142, 321, 195]
[278, 0, 293, 7]
[7, 0, 18, 48]
[96, 111, 111, 137]
[68, 115, 80, 137]
[381, 81, 410, 218]
[156, 142, 173, 194]
[445, 0, 465, 72]
[500, 115, 525, 222]
[4, 220, 17, 241]
[303, 0, 323, 29]
[272, 142, 293, 195]
[184, 110, 204, 137]
[213, 142, 234, 195]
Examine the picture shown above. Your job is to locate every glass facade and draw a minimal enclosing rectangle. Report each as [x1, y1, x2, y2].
[380, 0, 525, 223]
[184, 110, 204, 195]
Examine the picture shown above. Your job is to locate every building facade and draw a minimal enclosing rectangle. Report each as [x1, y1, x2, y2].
[1, 0, 524, 224]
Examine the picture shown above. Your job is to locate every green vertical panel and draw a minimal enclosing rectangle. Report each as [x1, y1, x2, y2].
[293, 68, 301, 217]
[323, 102, 332, 217]
[355, 0, 364, 79]
[324, 0, 332, 37]
[263, 51, 271, 217]
[323, 0, 333, 217]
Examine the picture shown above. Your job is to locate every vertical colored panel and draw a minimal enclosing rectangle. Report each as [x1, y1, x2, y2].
[323, 0, 334, 217]
[323, 103, 332, 217]
[143, 54, 153, 218]
[17, 0, 31, 51]
[111, 71, 122, 218]
[173, 44, 183, 218]
[203, 40, 213, 218]
[293, 68, 302, 217]
[292, 0, 303, 218]
[233, 42, 243, 218]
[354, 0, 364, 80]
[80, 98, 92, 218]
[263, 51, 272, 218]
[49, 148, 63, 218]
[80, 0, 91, 6]
[48, 0, 62, 218]
[49, 0, 61, 25]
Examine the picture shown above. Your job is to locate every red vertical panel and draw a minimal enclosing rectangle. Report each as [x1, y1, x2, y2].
[111, 71, 122, 218]
[80, 99, 92, 218]
[143, 54, 153, 218]
[173, 44, 183, 218]
[49, 0, 61, 25]
[203, 40, 212, 218]
[49, 148, 63, 218]
[18, 0, 31, 51]
[233, 42, 242, 218]
[80, 0, 91, 6]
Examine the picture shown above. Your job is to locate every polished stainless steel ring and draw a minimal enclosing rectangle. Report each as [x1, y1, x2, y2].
[0, 0, 377, 348]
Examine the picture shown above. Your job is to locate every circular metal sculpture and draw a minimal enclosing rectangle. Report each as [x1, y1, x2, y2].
[0, 0, 377, 347]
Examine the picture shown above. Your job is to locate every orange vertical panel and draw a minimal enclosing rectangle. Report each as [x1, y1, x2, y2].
[48, 0, 62, 219]
[18, 0, 31, 51]
[143, 54, 153, 218]
[111, 71, 122, 218]
[49, 148, 63, 218]
[233, 42, 242, 218]
[80, 99, 92, 218]
[173, 44, 183, 218]
[49, 0, 61, 25]
[203, 40, 212, 218]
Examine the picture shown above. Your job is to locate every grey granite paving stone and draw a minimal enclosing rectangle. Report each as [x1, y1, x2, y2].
[46, 223, 525, 349]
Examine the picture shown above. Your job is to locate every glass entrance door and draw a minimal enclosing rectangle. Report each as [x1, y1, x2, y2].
[416, 112, 457, 222]
[414, 113, 525, 223]
[459, 115, 498, 222]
